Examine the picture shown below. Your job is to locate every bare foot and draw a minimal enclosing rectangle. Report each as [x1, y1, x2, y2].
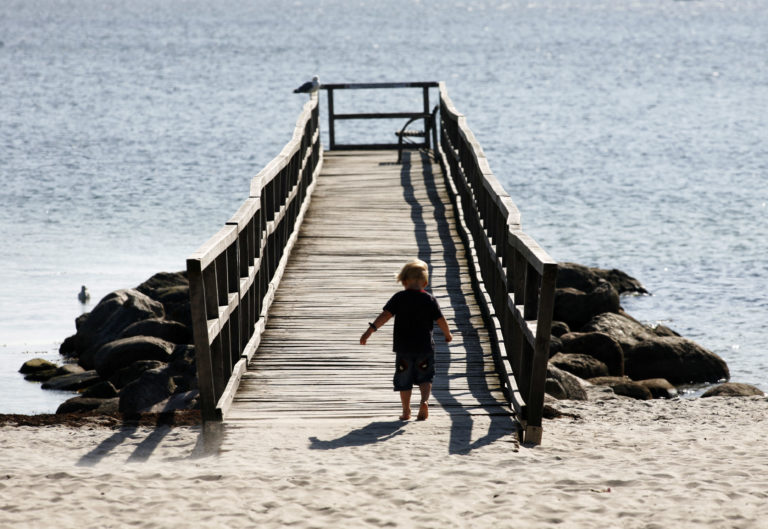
[417, 401, 429, 421]
[399, 410, 411, 421]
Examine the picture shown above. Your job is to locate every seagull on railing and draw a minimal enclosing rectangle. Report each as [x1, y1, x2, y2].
[293, 75, 320, 94]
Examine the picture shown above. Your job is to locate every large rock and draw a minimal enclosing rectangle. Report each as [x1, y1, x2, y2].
[167, 344, 198, 392]
[611, 381, 652, 400]
[81, 380, 119, 399]
[550, 321, 571, 338]
[581, 312, 656, 352]
[594, 269, 648, 295]
[119, 368, 177, 414]
[55, 364, 86, 376]
[56, 397, 106, 414]
[19, 358, 57, 374]
[172, 374, 198, 393]
[548, 335, 563, 357]
[136, 271, 188, 298]
[41, 370, 101, 391]
[168, 344, 196, 372]
[109, 360, 168, 389]
[587, 376, 653, 400]
[625, 337, 729, 384]
[545, 365, 588, 401]
[142, 390, 200, 413]
[119, 318, 192, 345]
[157, 286, 192, 327]
[636, 378, 678, 399]
[701, 383, 765, 398]
[553, 283, 620, 331]
[56, 397, 119, 415]
[557, 262, 648, 295]
[588, 376, 630, 386]
[136, 272, 191, 327]
[23, 369, 60, 382]
[60, 289, 165, 368]
[561, 332, 624, 376]
[24, 363, 85, 382]
[652, 324, 681, 338]
[74, 312, 90, 331]
[582, 313, 729, 386]
[550, 352, 609, 380]
[93, 336, 175, 379]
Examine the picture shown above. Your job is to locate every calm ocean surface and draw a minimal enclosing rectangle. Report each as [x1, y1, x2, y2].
[2, 0, 766, 413]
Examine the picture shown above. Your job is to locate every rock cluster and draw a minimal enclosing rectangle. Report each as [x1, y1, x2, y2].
[545, 262, 764, 401]
[20, 272, 199, 415]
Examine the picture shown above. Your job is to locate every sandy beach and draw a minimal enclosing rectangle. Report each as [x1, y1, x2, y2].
[1, 391, 766, 529]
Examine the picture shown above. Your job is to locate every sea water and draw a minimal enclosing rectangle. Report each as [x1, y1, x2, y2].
[1, 0, 766, 413]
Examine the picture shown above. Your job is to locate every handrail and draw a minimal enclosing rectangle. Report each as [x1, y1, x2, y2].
[320, 81, 439, 151]
[187, 92, 322, 421]
[435, 82, 557, 445]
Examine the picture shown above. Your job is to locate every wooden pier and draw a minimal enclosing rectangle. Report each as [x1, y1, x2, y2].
[228, 150, 508, 421]
[187, 83, 557, 444]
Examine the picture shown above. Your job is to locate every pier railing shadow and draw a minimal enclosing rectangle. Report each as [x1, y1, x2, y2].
[437, 85, 557, 445]
[76, 414, 193, 466]
[75, 416, 226, 465]
[401, 151, 519, 454]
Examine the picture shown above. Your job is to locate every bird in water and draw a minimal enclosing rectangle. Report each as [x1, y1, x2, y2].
[78, 285, 90, 303]
[293, 75, 320, 94]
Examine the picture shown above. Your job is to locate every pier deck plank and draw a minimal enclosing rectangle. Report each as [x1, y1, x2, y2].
[227, 150, 510, 422]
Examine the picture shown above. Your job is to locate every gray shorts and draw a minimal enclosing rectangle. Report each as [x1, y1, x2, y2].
[393, 353, 435, 391]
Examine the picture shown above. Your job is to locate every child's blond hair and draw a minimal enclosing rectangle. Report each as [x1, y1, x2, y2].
[396, 259, 429, 285]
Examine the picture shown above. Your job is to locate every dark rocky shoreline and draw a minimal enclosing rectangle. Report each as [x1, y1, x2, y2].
[545, 262, 762, 401]
[18, 264, 764, 420]
[20, 271, 200, 417]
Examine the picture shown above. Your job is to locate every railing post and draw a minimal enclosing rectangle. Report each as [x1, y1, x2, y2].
[187, 259, 217, 421]
[523, 263, 539, 320]
[525, 262, 557, 445]
[327, 88, 336, 150]
[422, 86, 430, 150]
[226, 242, 240, 368]
[213, 254, 230, 398]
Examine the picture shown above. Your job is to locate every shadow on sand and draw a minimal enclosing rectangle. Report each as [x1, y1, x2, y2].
[76, 414, 224, 465]
[308, 420, 407, 450]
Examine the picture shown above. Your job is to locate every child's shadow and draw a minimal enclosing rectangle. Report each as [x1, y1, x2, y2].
[308, 421, 406, 450]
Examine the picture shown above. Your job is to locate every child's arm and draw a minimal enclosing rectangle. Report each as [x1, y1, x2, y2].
[360, 311, 393, 345]
[436, 316, 453, 343]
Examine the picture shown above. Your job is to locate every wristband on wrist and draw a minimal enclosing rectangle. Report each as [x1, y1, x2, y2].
[368, 322, 377, 332]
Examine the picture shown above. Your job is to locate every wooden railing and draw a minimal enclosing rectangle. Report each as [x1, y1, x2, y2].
[187, 93, 322, 421]
[320, 82, 439, 151]
[435, 82, 557, 445]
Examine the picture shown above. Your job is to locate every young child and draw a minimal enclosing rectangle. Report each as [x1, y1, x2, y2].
[360, 259, 453, 421]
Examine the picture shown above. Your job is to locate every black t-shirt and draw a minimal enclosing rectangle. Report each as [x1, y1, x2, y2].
[383, 289, 443, 356]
